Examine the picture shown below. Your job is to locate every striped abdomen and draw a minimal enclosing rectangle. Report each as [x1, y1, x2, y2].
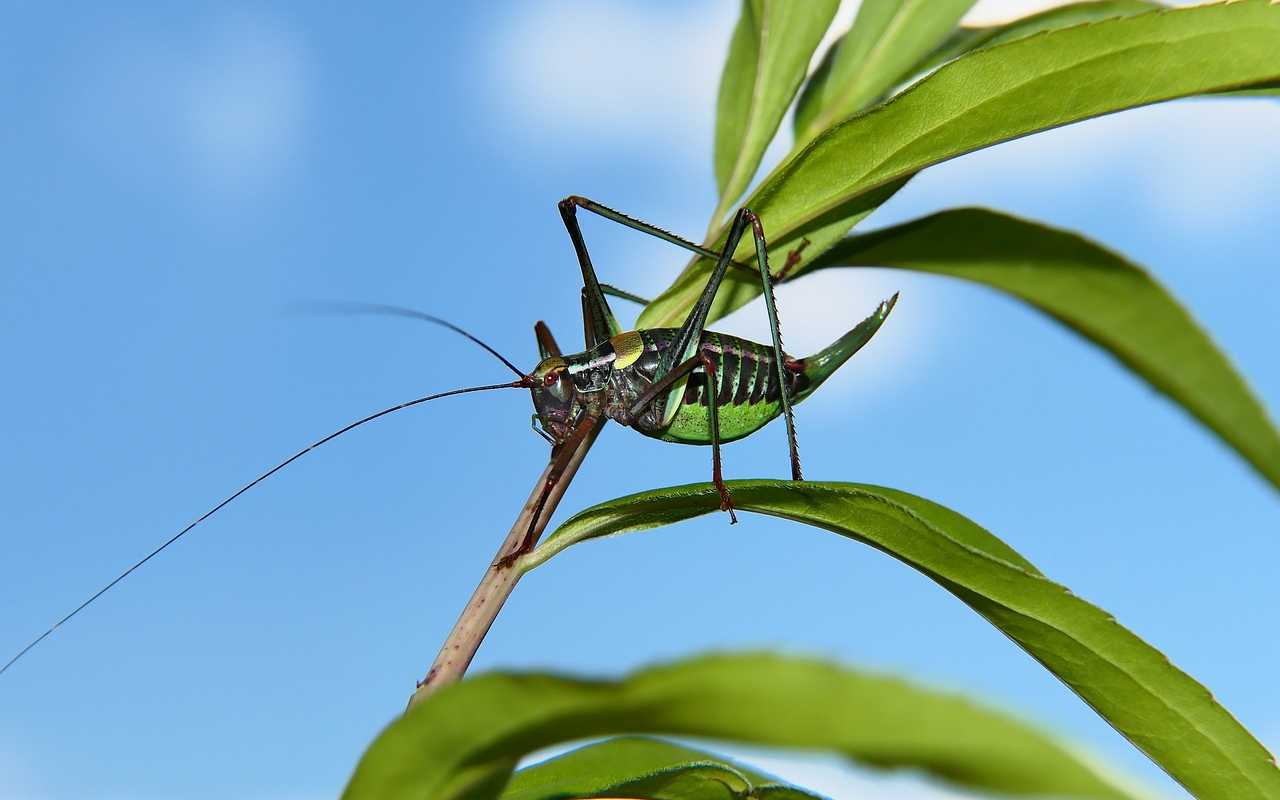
[605, 295, 896, 446]
[606, 329, 806, 445]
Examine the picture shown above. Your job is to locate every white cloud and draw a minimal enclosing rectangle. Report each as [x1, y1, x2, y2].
[964, 0, 1200, 25]
[964, 0, 1085, 25]
[61, 11, 310, 203]
[0, 737, 44, 800]
[915, 98, 1280, 233]
[709, 267, 938, 406]
[487, 1, 734, 157]
[180, 15, 311, 194]
[491, 0, 1279, 402]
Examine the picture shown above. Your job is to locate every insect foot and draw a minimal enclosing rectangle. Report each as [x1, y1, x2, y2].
[717, 487, 739, 525]
[492, 547, 528, 570]
[774, 237, 812, 283]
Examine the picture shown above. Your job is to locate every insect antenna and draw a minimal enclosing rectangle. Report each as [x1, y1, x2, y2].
[1, 378, 531, 677]
[293, 301, 527, 378]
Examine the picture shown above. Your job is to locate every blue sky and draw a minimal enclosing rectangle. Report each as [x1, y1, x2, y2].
[2, 2, 1278, 798]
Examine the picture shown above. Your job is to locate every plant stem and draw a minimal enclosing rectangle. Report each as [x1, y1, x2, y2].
[406, 422, 603, 709]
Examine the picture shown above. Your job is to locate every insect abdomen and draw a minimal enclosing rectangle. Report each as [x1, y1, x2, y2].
[660, 333, 802, 445]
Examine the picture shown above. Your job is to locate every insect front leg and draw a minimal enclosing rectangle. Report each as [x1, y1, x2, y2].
[616, 353, 738, 524]
[559, 199, 621, 349]
[495, 407, 604, 569]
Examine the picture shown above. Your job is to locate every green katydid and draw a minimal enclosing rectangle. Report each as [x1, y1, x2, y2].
[518, 196, 896, 551]
[0, 196, 895, 675]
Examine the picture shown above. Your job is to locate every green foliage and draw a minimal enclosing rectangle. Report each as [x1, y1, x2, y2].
[793, 0, 977, 143]
[810, 208, 1280, 491]
[712, 0, 839, 226]
[906, 0, 1161, 77]
[530, 481, 1280, 800]
[346, 652, 1141, 800]
[350, 4, 1280, 798]
[502, 738, 823, 800]
[638, 1, 1280, 331]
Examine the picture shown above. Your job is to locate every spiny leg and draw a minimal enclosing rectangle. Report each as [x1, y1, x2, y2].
[628, 205, 804, 482]
[562, 195, 756, 343]
[559, 199, 621, 349]
[699, 351, 738, 523]
[562, 195, 757, 279]
[600, 284, 650, 306]
[624, 354, 703, 422]
[616, 352, 737, 524]
[745, 211, 803, 481]
[664, 208, 754, 374]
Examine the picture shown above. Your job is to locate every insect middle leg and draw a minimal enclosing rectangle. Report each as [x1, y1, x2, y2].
[615, 352, 738, 523]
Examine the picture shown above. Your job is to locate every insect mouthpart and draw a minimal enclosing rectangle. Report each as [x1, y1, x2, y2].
[529, 356, 577, 442]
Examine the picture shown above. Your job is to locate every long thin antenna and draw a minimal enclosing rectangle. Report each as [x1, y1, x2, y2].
[1, 379, 528, 677]
[293, 302, 528, 378]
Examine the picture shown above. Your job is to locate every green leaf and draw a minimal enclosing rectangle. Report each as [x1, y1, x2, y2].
[638, 1, 1280, 330]
[346, 651, 1143, 800]
[503, 737, 822, 800]
[712, 0, 839, 227]
[808, 207, 1280, 492]
[905, 2, 1280, 104]
[906, 1, 1162, 79]
[529, 481, 1280, 800]
[793, 0, 977, 145]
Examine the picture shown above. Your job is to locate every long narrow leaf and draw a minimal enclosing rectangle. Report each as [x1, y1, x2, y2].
[639, 1, 1280, 329]
[503, 737, 822, 800]
[793, 0, 976, 144]
[527, 481, 1280, 800]
[712, 0, 839, 227]
[346, 651, 1142, 800]
[906, 0, 1162, 79]
[808, 207, 1280, 492]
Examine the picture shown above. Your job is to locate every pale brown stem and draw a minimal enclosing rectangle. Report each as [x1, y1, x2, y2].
[406, 420, 603, 709]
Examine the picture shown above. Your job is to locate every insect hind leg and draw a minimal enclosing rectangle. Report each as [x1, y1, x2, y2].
[744, 210, 803, 481]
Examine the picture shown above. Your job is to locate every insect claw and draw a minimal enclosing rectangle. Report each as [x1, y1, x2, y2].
[774, 237, 812, 283]
[492, 550, 523, 570]
[715, 485, 738, 523]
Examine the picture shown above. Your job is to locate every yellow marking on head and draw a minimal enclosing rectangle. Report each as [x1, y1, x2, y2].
[610, 330, 644, 369]
[537, 356, 567, 376]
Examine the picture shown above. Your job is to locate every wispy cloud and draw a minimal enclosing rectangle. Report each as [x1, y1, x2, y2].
[180, 15, 311, 195]
[486, 1, 733, 159]
[913, 97, 1280, 233]
[712, 268, 939, 407]
[0, 735, 44, 800]
[964, 0, 1089, 25]
[60, 11, 310, 205]
[485, 0, 1277, 404]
